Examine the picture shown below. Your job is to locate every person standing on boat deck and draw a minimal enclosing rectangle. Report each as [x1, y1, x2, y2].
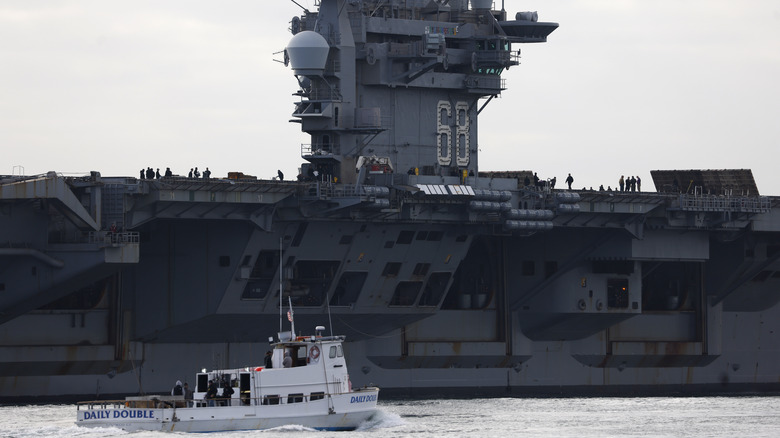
[283, 351, 292, 368]
[619, 175, 625, 192]
[205, 380, 218, 406]
[265, 351, 273, 369]
[565, 173, 574, 190]
[171, 380, 183, 396]
[183, 382, 193, 407]
[220, 378, 234, 406]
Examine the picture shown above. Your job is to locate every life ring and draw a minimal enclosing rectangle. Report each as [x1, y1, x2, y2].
[308, 345, 320, 363]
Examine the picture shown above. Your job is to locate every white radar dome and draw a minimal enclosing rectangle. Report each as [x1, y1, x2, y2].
[286, 31, 330, 76]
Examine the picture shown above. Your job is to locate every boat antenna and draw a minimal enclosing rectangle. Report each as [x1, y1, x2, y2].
[325, 285, 334, 337]
[279, 237, 283, 334]
[288, 296, 296, 339]
[289, 0, 309, 14]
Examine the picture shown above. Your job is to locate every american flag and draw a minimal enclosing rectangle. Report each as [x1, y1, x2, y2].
[287, 311, 293, 322]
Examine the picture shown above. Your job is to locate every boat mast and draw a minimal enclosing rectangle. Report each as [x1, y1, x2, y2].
[279, 237, 283, 334]
[288, 296, 295, 339]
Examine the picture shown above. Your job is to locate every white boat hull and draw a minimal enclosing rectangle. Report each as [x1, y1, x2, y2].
[76, 390, 378, 432]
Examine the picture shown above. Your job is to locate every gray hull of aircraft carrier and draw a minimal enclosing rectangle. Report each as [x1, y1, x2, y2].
[2, 0, 780, 401]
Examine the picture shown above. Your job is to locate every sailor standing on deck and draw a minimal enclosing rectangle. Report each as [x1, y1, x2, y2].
[283, 351, 292, 368]
[265, 351, 273, 368]
[182, 382, 193, 407]
[171, 380, 183, 396]
[205, 380, 218, 406]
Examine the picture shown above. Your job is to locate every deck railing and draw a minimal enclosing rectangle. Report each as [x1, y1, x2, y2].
[87, 231, 140, 245]
[76, 387, 377, 410]
[678, 194, 770, 213]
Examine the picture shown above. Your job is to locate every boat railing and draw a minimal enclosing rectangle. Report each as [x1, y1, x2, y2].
[77, 386, 379, 410]
[76, 397, 183, 410]
[87, 231, 140, 246]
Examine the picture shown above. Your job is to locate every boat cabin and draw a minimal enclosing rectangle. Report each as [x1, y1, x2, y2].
[191, 333, 350, 407]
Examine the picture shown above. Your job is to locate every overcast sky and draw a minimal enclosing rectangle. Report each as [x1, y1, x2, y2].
[2, 1, 779, 194]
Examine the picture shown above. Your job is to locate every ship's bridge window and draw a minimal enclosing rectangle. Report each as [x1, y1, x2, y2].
[291, 345, 308, 367]
[328, 344, 343, 358]
[310, 391, 325, 401]
[287, 393, 304, 404]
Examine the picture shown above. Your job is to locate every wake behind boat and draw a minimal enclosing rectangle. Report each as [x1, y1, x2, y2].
[76, 326, 379, 432]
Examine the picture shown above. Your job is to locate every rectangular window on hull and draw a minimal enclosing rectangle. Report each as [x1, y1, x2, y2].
[412, 263, 430, 276]
[390, 281, 422, 306]
[396, 230, 414, 244]
[382, 262, 402, 277]
[240, 250, 280, 300]
[288, 260, 341, 307]
[330, 271, 368, 306]
[418, 272, 451, 306]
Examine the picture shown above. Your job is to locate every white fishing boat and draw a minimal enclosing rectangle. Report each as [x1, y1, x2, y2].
[76, 326, 379, 432]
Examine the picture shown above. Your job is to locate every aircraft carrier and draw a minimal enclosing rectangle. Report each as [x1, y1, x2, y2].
[2, 0, 780, 401]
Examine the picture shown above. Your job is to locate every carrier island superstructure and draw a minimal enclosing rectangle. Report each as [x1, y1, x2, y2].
[2, 0, 780, 401]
